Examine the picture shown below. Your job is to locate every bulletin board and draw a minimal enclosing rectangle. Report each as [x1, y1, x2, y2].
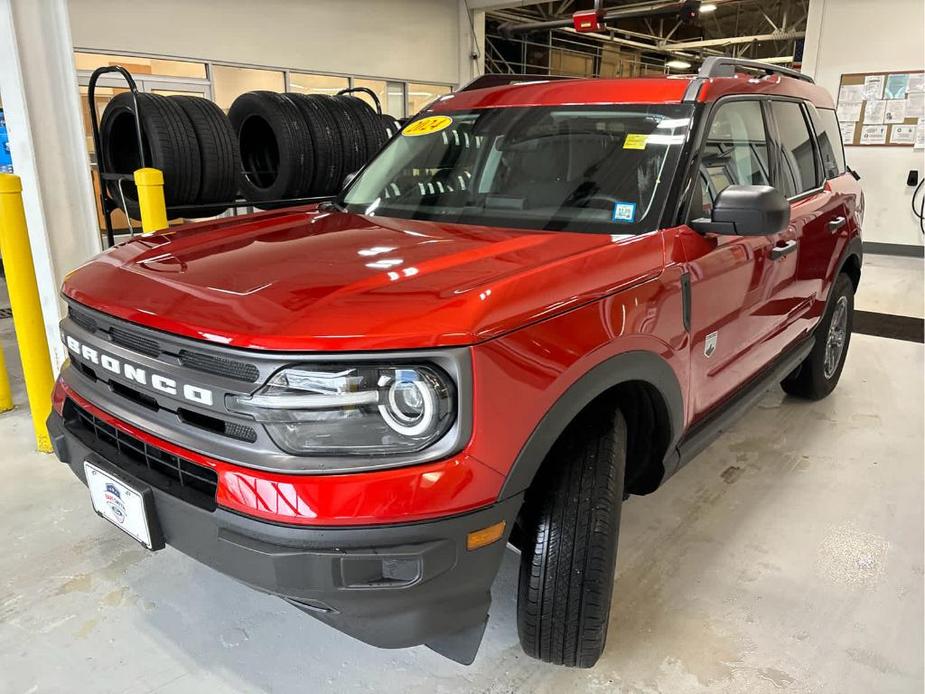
[836, 70, 924, 148]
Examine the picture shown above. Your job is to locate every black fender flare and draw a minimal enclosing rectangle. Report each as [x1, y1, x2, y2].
[498, 350, 685, 500]
[836, 234, 863, 289]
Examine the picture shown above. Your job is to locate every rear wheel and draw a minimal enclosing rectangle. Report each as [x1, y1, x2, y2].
[517, 408, 626, 668]
[782, 272, 854, 400]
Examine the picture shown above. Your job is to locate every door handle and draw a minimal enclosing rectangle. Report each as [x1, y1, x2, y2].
[770, 239, 798, 260]
[828, 216, 847, 233]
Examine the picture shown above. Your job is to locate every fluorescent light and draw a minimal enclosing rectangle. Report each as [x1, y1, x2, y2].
[700, 2, 718, 12]
[666, 59, 692, 70]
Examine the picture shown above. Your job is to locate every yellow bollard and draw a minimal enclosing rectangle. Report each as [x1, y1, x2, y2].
[0, 339, 12, 413]
[133, 168, 169, 233]
[0, 174, 55, 451]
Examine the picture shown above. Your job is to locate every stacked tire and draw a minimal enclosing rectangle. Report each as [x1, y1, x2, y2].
[99, 89, 391, 216]
[99, 92, 239, 219]
[229, 92, 390, 206]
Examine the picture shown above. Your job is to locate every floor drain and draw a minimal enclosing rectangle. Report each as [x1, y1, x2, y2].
[0, 308, 11, 320]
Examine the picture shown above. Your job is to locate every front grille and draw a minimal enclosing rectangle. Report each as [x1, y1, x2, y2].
[64, 398, 218, 511]
[67, 304, 260, 383]
[69, 307, 98, 334]
[178, 349, 260, 383]
[109, 326, 160, 357]
[177, 407, 258, 443]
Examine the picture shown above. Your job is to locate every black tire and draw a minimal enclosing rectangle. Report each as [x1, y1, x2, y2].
[380, 114, 401, 138]
[229, 91, 314, 205]
[169, 95, 239, 216]
[99, 92, 201, 218]
[338, 95, 388, 159]
[329, 95, 370, 175]
[314, 96, 357, 190]
[517, 408, 626, 668]
[285, 93, 341, 196]
[781, 273, 854, 400]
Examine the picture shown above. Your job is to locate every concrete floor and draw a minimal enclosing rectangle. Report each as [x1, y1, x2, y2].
[0, 256, 923, 694]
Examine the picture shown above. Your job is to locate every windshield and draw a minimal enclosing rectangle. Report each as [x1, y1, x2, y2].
[341, 104, 694, 234]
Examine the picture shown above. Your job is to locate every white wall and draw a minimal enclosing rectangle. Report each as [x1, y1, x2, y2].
[803, 0, 925, 248]
[1, 0, 100, 372]
[68, 0, 463, 85]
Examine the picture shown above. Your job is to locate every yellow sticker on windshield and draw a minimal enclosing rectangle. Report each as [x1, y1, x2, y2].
[402, 116, 453, 137]
[624, 133, 648, 150]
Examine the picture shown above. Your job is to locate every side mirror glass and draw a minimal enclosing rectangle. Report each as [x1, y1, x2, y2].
[691, 184, 790, 236]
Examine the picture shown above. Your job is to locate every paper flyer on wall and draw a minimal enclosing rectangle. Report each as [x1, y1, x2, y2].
[915, 119, 925, 149]
[837, 101, 862, 122]
[859, 125, 887, 145]
[906, 92, 924, 119]
[839, 121, 856, 145]
[884, 99, 907, 124]
[884, 73, 909, 99]
[890, 124, 916, 145]
[863, 74, 885, 100]
[838, 84, 865, 103]
[863, 99, 886, 124]
[908, 73, 925, 93]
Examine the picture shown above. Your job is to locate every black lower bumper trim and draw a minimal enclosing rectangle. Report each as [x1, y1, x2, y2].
[47, 410, 522, 662]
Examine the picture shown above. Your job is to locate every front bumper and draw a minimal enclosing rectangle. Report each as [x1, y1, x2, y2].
[47, 410, 521, 664]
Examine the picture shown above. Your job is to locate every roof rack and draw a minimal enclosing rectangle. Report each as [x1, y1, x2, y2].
[457, 74, 577, 93]
[697, 57, 814, 84]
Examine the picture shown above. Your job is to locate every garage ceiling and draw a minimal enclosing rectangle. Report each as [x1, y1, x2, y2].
[485, 0, 809, 77]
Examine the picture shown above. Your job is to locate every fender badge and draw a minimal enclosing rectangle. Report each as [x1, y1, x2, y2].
[704, 331, 718, 358]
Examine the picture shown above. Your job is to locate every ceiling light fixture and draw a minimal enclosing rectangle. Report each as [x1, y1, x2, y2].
[666, 59, 692, 70]
[700, 3, 718, 12]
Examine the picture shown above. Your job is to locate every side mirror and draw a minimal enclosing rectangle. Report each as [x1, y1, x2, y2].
[691, 184, 790, 236]
[342, 171, 359, 191]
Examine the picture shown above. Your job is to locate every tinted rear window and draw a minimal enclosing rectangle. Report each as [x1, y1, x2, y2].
[809, 106, 847, 179]
[771, 100, 821, 197]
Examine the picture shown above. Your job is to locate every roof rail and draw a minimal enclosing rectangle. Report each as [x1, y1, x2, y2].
[697, 57, 814, 84]
[457, 73, 577, 93]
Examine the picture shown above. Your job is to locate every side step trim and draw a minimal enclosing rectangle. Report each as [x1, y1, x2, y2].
[666, 335, 815, 474]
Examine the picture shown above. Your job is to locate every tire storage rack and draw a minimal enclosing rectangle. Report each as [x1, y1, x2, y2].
[89, 66, 401, 247]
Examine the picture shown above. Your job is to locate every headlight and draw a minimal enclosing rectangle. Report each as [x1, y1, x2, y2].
[227, 364, 456, 456]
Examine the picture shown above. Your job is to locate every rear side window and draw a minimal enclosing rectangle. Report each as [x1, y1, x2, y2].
[692, 100, 771, 218]
[770, 100, 821, 197]
[808, 105, 846, 179]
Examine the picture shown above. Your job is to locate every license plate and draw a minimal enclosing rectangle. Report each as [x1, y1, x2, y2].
[84, 460, 160, 550]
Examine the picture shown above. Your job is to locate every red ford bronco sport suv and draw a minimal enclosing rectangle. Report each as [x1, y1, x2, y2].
[48, 58, 862, 667]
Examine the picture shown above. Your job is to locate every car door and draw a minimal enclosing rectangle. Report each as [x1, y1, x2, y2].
[765, 99, 845, 342]
[804, 103, 857, 300]
[679, 98, 795, 420]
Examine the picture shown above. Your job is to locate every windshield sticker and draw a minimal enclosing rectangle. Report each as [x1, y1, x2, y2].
[623, 133, 648, 149]
[612, 201, 637, 223]
[403, 116, 454, 137]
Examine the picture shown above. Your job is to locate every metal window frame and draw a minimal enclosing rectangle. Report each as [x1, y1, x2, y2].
[73, 46, 454, 105]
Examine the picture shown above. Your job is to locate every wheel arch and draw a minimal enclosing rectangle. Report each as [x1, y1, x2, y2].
[836, 234, 863, 292]
[498, 350, 685, 501]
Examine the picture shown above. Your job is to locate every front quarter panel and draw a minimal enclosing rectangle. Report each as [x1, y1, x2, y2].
[471, 262, 690, 497]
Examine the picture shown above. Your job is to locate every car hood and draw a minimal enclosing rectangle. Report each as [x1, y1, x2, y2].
[63, 207, 665, 351]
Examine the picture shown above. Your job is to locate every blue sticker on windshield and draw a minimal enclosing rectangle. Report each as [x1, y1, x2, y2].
[612, 201, 636, 223]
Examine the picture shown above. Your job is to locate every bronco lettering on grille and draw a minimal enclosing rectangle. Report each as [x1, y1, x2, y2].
[65, 334, 214, 406]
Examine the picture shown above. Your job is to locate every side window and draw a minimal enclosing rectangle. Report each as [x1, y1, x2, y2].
[770, 100, 821, 196]
[694, 100, 771, 217]
[808, 105, 846, 179]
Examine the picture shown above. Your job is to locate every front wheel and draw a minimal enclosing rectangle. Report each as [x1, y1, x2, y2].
[782, 272, 854, 400]
[516, 408, 626, 668]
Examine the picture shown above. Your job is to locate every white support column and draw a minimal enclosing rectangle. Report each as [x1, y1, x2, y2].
[458, 1, 487, 87]
[0, 0, 100, 372]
